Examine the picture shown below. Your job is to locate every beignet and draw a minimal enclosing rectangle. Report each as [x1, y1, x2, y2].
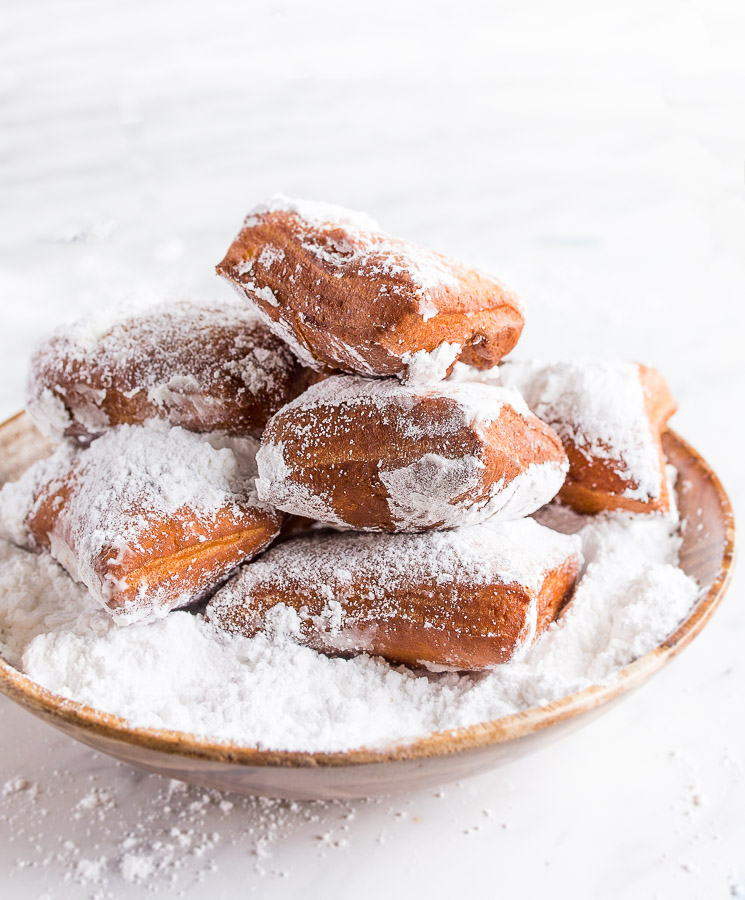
[216, 195, 524, 381]
[498, 360, 676, 514]
[206, 519, 583, 671]
[26, 298, 313, 441]
[256, 375, 568, 531]
[0, 425, 282, 622]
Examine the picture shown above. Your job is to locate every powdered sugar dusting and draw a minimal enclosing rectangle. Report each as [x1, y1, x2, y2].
[379, 453, 487, 529]
[231, 517, 578, 603]
[256, 440, 347, 528]
[233, 276, 280, 307]
[499, 359, 664, 501]
[474, 460, 569, 522]
[401, 342, 462, 383]
[245, 194, 381, 233]
[379, 456, 566, 530]
[269, 374, 530, 433]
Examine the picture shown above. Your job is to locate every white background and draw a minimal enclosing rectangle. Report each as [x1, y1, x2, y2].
[1, 1, 744, 897]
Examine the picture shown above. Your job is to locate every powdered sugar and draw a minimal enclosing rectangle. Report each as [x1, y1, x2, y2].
[401, 342, 462, 383]
[256, 440, 348, 528]
[257, 245, 286, 268]
[380, 456, 566, 530]
[473, 460, 569, 522]
[232, 275, 280, 308]
[245, 194, 381, 233]
[0, 763, 368, 892]
[264, 375, 531, 437]
[0, 500, 699, 752]
[418, 296, 440, 321]
[379, 453, 487, 529]
[0, 540, 91, 669]
[499, 359, 664, 501]
[26, 388, 73, 438]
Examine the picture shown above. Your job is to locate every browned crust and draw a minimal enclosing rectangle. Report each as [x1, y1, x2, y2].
[262, 389, 566, 531]
[216, 210, 524, 376]
[25, 463, 282, 615]
[207, 555, 581, 671]
[558, 364, 677, 514]
[479, 403, 566, 500]
[29, 316, 314, 440]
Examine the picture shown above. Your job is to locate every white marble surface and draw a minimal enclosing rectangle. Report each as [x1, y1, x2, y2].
[1, 0, 744, 896]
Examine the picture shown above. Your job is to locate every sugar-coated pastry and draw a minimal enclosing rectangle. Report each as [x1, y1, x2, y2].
[216, 195, 524, 381]
[206, 519, 583, 671]
[255, 375, 568, 532]
[498, 360, 676, 514]
[26, 298, 314, 441]
[0, 426, 282, 622]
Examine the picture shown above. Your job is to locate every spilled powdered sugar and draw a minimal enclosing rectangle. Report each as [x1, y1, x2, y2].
[0, 764, 396, 891]
[499, 359, 664, 501]
[0, 500, 699, 752]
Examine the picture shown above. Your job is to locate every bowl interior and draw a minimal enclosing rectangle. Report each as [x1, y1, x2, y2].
[0, 412, 735, 798]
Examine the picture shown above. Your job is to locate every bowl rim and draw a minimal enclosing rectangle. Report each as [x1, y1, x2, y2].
[0, 422, 736, 768]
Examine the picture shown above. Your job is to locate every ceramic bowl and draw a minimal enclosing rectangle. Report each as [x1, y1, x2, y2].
[0, 413, 735, 799]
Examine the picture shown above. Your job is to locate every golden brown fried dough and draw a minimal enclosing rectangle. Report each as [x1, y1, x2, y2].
[26, 299, 314, 441]
[217, 196, 524, 380]
[206, 519, 582, 671]
[1, 425, 282, 621]
[255, 375, 568, 532]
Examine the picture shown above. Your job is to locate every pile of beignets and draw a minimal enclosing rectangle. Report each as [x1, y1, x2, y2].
[0, 196, 677, 672]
